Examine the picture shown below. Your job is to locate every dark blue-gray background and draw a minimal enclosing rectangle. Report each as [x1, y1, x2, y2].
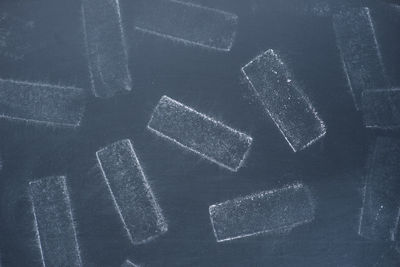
[0, 0, 399, 266]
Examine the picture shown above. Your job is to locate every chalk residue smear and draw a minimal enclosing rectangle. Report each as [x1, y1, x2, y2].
[361, 88, 400, 129]
[30, 176, 82, 267]
[333, 7, 388, 109]
[82, 0, 132, 98]
[359, 137, 400, 242]
[121, 259, 140, 267]
[147, 96, 253, 172]
[0, 12, 35, 61]
[0, 78, 85, 127]
[373, 248, 400, 267]
[241, 49, 326, 152]
[134, 0, 238, 51]
[209, 182, 315, 242]
[96, 139, 168, 245]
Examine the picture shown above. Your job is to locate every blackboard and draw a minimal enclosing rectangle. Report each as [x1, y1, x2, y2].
[0, 0, 400, 266]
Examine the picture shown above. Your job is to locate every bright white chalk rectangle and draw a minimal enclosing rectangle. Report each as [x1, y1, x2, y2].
[121, 259, 140, 267]
[0, 79, 85, 127]
[29, 176, 82, 267]
[359, 137, 400, 241]
[333, 7, 387, 109]
[147, 96, 253, 171]
[82, 0, 132, 98]
[134, 0, 238, 51]
[361, 88, 400, 129]
[96, 139, 167, 245]
[209, 183, 315, 242]
[241, 49, 326, 152]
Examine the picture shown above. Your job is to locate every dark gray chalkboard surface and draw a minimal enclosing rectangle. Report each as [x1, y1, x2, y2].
[0, 0, 400, 266]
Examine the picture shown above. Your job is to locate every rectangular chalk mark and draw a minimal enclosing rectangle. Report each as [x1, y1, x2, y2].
[134, 0, 238, 51]
[241, 49, 326, 152]
[0, 79, 85, 127]
[121, 259, 140, 267]
[359, 137, 400, 241]
[82, 0, 132, 98]
[333, 7, 388, 109]
[209, 183, 315, 242]
[362, 88, 400, 129]
[147, 96, 253, 171]
[96, 139, 167, 245]
[30, 176, 82, 267]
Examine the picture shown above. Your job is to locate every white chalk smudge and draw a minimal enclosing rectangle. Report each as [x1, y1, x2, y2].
[0, 78, 86, 127]
[333, 7, 388, 109]
[209, 182, 315, 242]
[361, 88, 400, 129]
[147, 96, 253, 172]
[241, 49, 326, 152]
[0, 12, 35, 61]
[134, 0, 238, 52]
[81, 0, 132, 98]
[96, 139, 168, 245]
[121, 259, 140, 267]
[358, 137, 400, 241]
[29, 176, 82, 267]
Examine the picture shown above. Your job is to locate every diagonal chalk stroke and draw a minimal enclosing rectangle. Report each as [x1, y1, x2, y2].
[134, 0, 238, 52]
[30, 176, 82, 267]
[96, 139, 168, 245]
[333, 7, 388, 109]
[147, 96, 253, 171]
[209, 182, 315, 242]
[359, 137, 400, 242]
[121, 259, 140, 267]
[241, 49, 326, 152]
